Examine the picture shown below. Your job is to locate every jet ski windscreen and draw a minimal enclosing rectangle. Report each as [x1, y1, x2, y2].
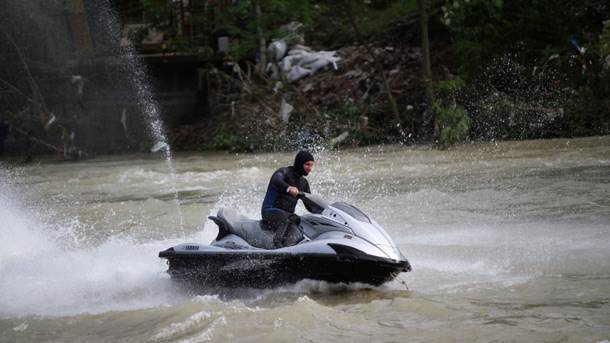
[302, 193, 328, 214]
[330, 202, 371, 223]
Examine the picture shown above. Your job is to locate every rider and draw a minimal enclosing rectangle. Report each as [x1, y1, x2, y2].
[261, 150, 315, 248]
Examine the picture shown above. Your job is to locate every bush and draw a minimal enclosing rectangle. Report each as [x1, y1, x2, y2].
[208, 127, 253, 152]
[432, 78, 471, 147]
[434, 102, 471, 148]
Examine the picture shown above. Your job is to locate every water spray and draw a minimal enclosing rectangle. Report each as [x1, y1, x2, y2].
[94, 0, 185, 231]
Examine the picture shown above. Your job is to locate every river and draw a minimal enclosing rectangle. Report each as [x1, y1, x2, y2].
[1, 136, 609, 342]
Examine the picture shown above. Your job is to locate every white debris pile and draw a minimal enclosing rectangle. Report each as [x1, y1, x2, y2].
[266, 22, 340, 83]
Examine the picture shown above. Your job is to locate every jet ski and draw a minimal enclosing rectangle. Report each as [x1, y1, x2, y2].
[159, 193, 411, 288]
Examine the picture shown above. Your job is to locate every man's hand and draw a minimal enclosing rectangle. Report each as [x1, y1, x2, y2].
[287, 186, 299, 198]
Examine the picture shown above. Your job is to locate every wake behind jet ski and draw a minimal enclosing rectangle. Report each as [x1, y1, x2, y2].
[159, 193, 411, 288]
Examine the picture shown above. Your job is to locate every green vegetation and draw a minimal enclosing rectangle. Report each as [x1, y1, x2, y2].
[599, 20, 610, 56]
[442, 0, 609, 142]
[214, 0, 313, 60]
[115, 0, 610, 150]
[2, 0, 608, 155]
[434, 103, 470, 148]
[433, 78, 470, 148]
[308, 1, 418, 47]
[208, 127, 253, 152]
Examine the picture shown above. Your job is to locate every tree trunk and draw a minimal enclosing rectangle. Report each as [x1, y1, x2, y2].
[254, 0, 266, 74]
[417, 0, 438, 140]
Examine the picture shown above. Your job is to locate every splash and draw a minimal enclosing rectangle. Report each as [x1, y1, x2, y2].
[0, 168, 185, 317]
[88, 0, 184, 230]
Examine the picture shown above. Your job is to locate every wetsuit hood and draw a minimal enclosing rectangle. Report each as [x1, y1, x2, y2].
[293, 150, 314, 176]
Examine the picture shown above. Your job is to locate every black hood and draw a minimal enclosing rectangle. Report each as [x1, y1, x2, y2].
[293, 151, 314, 176]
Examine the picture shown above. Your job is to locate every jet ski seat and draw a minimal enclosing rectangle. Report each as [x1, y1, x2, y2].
[209, 208, 275, 249]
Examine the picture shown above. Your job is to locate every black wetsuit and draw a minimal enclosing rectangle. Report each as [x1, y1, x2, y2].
[261, 166, 312, 248]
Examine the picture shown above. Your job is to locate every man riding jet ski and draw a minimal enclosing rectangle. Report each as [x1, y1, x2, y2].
[262, 150, 316, 249]
[159, 192, 411, 288]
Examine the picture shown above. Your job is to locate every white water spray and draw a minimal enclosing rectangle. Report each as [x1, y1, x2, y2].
[93, 0, 185, 230]
[0, 173, 189, 317]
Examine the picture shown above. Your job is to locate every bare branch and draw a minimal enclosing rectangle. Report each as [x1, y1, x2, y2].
[0, 24, 50, 115]
[0, 78, 36, 105]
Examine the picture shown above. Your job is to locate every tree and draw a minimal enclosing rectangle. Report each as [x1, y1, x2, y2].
[416, 0, 437, 140]
[254, 0, 266, 73]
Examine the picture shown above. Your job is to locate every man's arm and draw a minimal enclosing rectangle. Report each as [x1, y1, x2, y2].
[302, 180, 314, 212]
[270, 169, 291, 192]
[303, 180, 311, 194]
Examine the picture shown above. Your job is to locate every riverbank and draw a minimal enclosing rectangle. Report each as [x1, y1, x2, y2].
[3, 135, 609, 172]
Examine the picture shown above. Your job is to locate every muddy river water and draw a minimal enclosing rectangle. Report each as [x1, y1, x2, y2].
[1, 136, 609, 342]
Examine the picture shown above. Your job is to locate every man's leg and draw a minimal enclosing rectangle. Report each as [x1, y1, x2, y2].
[262, 209, 290, 249]
[282, 213, 303, 247]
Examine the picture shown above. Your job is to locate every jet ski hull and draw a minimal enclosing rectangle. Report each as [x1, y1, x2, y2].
[159, 248, 410, 288]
